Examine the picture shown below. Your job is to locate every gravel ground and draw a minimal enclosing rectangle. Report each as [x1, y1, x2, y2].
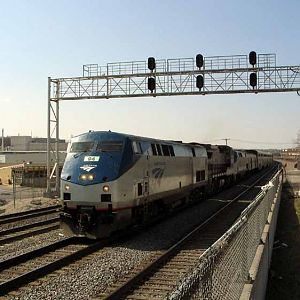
[0, 229, 65, 262]
[0, 212, 59, 232]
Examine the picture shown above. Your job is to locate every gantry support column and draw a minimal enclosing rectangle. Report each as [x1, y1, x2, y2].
[46, 77, 51, 195]
[46, 78, 60, 196]
[55, 84, 60, 193]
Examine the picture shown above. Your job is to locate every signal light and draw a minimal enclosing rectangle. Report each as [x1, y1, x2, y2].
[148, 77, 155, 92]
[249, 51, 257, 66]
[196, 75, 204, 90]
[250, 73, 257, 88]
[148, 57, 156, 71]
[196, 54, 204, 69]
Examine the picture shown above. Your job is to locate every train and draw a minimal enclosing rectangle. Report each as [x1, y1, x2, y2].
[60, 131, 273, 239]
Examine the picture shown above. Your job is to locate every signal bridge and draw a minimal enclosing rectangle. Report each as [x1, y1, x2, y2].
[47, 52, 300, 194]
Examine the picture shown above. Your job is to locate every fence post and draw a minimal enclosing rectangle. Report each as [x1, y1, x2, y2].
[12, 170, 16, 209]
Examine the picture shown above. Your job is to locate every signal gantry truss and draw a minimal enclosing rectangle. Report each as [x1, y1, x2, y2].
[47, 52, 300, 194]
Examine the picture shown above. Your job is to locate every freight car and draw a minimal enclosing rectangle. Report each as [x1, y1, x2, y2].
[60, 131, 273, 238]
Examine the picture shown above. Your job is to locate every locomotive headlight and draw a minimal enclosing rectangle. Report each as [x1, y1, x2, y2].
[87, 174, 94, 181]
[103, 185, 109, 192]
[65, 184, 70, 191]
[80, 174, 87, 181]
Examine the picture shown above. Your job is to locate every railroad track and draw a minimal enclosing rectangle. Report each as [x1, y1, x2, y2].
[0, 217, 60, 245]
[0, 237, 104, 296]
[0, 205, 61, 245]
[0, 205, 61, 225]
[96, 166, 278, 300]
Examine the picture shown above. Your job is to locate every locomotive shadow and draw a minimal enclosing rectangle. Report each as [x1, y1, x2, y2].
[115, 187, 253, 253]
[112, 169, 276, 252]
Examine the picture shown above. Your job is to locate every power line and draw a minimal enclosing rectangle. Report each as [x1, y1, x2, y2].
[203, 138, 298, 146]
[222, 138, 230, 146]
[230, 139, 298, 145]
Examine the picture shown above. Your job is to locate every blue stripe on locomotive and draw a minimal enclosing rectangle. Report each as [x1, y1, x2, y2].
[61, 131, 138, 185]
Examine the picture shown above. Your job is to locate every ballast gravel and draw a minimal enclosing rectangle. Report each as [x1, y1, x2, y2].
[6, 198, 226, 300]
[0, 213, 59, 232]
[0, 229, 65, 262]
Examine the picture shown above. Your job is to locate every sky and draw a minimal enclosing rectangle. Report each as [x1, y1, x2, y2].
[0, 0, 299, 149]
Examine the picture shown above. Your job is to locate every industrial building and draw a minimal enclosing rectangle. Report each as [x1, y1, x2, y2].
[281, 147, 300, 160]
[0, 134, 67, 187]
[0, 135, 67, 152]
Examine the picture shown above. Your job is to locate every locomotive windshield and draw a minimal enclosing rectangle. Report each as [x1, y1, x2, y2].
[96, 141, 123, 152]
[70, 142, 94, 153]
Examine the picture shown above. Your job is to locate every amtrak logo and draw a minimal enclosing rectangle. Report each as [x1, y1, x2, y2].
[80, 164, 97, 172]
[152, 168, 164, 178]
[152, 168, 164, 185]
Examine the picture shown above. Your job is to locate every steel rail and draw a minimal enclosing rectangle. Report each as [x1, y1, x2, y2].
[101, 166, 277, 300]
[0, 237, 75, 270]
[0, 217, 60, 245]
[0, 224, 60, 245]
[0, 205, 61, 225]
[0, 237, 104, 296]
[0, 216, 60, 236]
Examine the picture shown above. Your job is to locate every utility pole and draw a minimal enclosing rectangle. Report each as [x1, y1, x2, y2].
[1, 129, 4, 152]
[222, 138, 230, 146]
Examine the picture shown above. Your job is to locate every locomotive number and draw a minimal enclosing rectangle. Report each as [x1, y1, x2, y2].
[84, 156, 100, 162]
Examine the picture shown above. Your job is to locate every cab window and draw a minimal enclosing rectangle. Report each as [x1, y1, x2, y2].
[132, 141, 142, 154]
[96, 141, 123, 152]
[70, 142, 94, 153]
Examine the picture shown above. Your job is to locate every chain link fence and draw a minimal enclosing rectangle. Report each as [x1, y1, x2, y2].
[0, 166, 49, 212]
[168, 170, 282, 300]
[0, 185, 45, 212]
